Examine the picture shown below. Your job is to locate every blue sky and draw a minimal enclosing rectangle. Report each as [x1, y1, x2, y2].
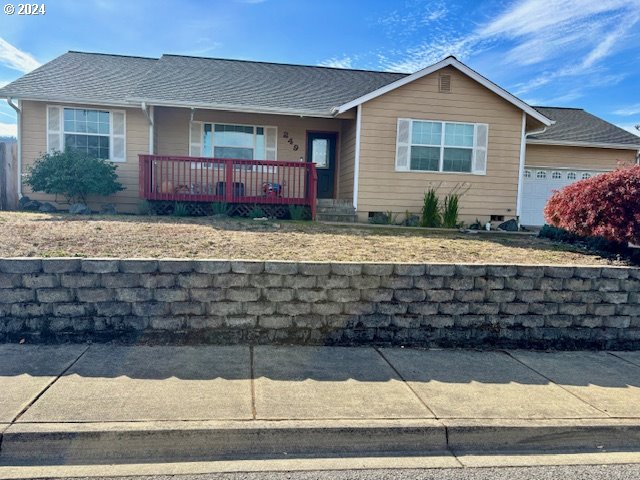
[1, 0, 639, 137]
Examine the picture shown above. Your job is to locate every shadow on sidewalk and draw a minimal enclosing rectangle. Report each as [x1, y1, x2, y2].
[1, 344, 639, 388]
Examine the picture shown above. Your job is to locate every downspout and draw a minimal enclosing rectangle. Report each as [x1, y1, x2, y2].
[141, 102, 154, 154]
[352, 104, 362, 212]
[516, 114, 548, 220]
[7, 98, 22, 199]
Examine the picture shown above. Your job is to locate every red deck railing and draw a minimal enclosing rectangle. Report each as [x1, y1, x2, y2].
[139, 155, 318, 219]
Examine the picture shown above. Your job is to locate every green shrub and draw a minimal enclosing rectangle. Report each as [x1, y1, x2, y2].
[26, 149, 124, 204]
[137, 200, 152, 215]
[369, 212, 392, 224]
[211, 201, 229, 215]
[248, 205, 265, 218]
[442, 194, 461, 228]
[172, 202, 189, 217]
[420, 189, 441, 228]
[288, 205, 309, 221]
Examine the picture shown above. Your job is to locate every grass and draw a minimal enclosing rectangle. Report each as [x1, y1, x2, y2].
[0, 211, 626, 265]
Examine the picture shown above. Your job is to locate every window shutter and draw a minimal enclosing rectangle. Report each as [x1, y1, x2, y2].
[190, 121, 203, 157]
[265, 127, 277, 160]
[395, 118, 411, 171]
[472, 123, 488, 175]
[111, 111, 126, 162]
[47, 106, 62, 153]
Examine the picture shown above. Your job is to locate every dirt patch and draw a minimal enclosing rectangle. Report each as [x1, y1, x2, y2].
[0, 212, 625, 265]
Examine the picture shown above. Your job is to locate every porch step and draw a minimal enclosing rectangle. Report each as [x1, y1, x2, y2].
[316, 199, 356, 222]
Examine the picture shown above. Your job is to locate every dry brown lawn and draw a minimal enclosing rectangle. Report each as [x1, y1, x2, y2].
[0, 211, 624, 265]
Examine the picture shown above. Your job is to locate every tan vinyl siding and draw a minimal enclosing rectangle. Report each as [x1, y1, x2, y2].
[338, 118, 356, 201]
[525, 144, 637, 171]
[356, 66, 523, 223]
[20, 100, 149, 214]
[155, 107, 340, 162]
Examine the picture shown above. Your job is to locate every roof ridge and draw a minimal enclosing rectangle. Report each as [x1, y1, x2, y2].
[68, 50, 158, 61]
[160, 53, 407, 75]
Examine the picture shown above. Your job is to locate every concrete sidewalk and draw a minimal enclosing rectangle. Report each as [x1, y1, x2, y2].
[1, 344, 640, 465]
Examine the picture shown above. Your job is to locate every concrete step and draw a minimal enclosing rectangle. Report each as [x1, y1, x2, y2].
[316, 199, 354, 208]
[2, 419, 640, 465]
[316, 213, 357, 223]
[316, 207, 356, 214]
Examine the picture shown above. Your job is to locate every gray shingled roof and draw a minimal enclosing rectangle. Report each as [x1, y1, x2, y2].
[128, 54, 406, 115]
[0, 52, 157, 104]
[531, 106, 640, 147]
[0, 51, 405, 116]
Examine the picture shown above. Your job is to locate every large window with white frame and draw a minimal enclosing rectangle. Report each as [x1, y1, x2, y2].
[395, 118, 488, 175]
[46, 105, 126, 162]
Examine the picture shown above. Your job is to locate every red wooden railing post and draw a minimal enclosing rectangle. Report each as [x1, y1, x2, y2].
[225, 158, 234, 203]
[309, 163, 318, 220]
[138, 155, 146, 199]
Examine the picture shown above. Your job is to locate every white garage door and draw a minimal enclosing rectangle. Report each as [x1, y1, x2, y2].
[520, 168, 605, 226]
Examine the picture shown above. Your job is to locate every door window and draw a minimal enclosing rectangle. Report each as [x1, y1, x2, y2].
[312, 138, 329, 168]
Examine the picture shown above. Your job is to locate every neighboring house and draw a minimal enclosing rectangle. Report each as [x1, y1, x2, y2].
[0, 51, 638, 225]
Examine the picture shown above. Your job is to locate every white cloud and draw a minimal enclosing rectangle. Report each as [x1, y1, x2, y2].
[614, 104, 640, 116]
[0, 37, 40, 73]
[0, 122, 17, 137]
[378, 0, 640, 86]
[319, 56, 354, 69]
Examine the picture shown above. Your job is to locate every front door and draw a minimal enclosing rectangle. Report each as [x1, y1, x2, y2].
[307, 132, 337, 199]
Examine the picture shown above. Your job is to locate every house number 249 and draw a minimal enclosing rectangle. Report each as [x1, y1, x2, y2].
[282, 131, 299, 151]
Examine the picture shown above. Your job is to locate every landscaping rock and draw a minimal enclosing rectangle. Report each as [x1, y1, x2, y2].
[101, 203, 117, 215]
[19, 196, 41, 211]
[38, 202, 57, 213]
[69, 203, 91, 215]
[498, 218, 519, 232]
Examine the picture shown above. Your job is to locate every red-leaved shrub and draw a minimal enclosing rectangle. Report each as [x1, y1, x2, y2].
[544, 165, 640, 244]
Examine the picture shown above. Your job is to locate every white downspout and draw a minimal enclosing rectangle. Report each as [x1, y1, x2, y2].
[352, 104, 362, 212]
[516, 114, 548, 220]
[141, 102, 154, 154]
[6, 98, 22, 199]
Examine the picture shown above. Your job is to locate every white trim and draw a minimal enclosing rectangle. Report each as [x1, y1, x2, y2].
[526, 138, 640, 150]
[397, 118, 484, 175]
[7, 98, 22, 199]
[128, 97, 335, 119]
[524, 165, 613, 173]
[149, 105, 154, 154]
[516, 111, 527, 218]
[50, 105, 127, 163]
[335, 57, 553, 126]
[10, 96, 134, 109]
[353, 104, 362, 210]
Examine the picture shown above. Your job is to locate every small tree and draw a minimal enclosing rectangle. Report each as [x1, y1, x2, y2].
[26, 149, 124, 204]
[544, 165, 640, 244]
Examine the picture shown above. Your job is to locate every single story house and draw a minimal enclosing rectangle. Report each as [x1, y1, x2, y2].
[1, 51, 638, 225]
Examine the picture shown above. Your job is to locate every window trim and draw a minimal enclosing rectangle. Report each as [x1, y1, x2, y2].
[400, 118, 482, 175]
[47, 105, 126, 163]
[189, 121, 277, 161]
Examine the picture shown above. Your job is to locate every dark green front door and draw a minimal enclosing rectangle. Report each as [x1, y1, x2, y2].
[307, 132, 337, 199]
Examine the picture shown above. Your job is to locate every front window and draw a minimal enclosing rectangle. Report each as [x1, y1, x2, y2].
[202, 123, 266, 160]
[409, 120, 475, 173]
[63, 108, 110, 159]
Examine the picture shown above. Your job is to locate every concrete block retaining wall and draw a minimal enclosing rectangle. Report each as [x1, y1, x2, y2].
[0, 258, 639, 348]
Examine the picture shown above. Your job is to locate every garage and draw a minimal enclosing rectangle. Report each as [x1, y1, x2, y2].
[520, 167, 605, 226]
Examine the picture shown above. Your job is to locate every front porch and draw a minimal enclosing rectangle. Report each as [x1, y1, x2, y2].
[139, 154, 318, 218]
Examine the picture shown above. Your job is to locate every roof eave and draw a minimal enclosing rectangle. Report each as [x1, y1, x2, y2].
[0, 92, 138, 108]
[334, 57, 553, 127]
[126, 97, 336, 118]
[526, 138, 640, 150]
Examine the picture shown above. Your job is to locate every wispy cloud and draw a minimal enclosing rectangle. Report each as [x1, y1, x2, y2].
[0, 37, 40, 73]
[0, 122, 17, 137]
[614, 104, 640, 116]
[378, 0, 640, 89]
[319, 56, 354, 69]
